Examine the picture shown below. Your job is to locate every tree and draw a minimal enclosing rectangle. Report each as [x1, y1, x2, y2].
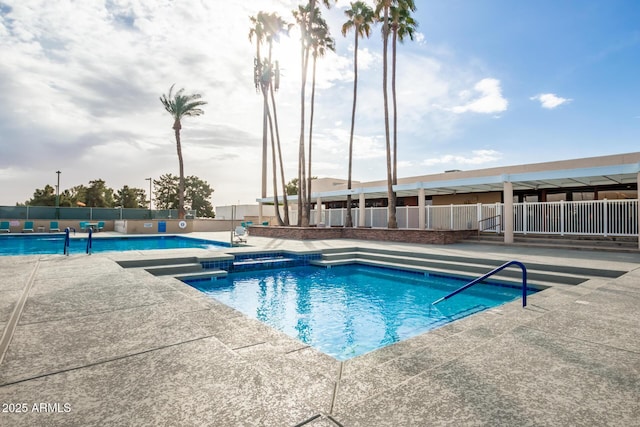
[153, 173, 215, 218]
[153, 174, 180, 210]
[295, 0, 337, 227]
[114, 186, 147, 208]
[68, 185, 87, 207]
[84, 179, 115, 208]
[25, 185, 56, 206]
[342, 1, 375, 228]
[185, 176, 215, 218]
[250, 12, 291, 226]
[160, 84, 207, 219]
[375, 0, 397, 228]
[306, 7, 335, 222]
[390, 1, 417, 187]
[285, 176, 317, 196]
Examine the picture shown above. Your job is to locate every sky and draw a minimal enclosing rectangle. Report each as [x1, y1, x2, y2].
[1, 0, 639, 210]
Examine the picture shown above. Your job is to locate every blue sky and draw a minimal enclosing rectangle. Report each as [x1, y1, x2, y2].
[0, 0, 638, 208]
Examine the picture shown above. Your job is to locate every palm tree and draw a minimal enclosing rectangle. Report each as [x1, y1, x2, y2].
[306, 8, 335, 223]
[373, 0, 396, 228]
[296, 0, 337, 227]
[342, 1, 375, 228]
[250, 12, 291, 225]
[249, 13, 268, 207]
[159, 84, 206, 219]
[390, 1, 417, 187]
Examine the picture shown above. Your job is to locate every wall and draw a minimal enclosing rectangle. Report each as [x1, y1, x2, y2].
[433, 192, 502, 205]
[248, 226, 475, 244]
[114, 220, 193, 234]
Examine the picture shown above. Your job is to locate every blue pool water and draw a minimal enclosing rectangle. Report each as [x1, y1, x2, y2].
[0, 234, 229, 256]
[187, 264, 536, 360]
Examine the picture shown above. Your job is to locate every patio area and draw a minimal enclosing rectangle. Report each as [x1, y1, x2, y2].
[1, 234, 639, 426]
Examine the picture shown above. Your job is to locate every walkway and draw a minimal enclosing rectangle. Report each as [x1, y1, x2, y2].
[1, 233, 639, 426]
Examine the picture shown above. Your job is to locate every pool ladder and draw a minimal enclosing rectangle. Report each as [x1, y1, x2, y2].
[432, 260, 528, 307]
[63, 227, 92, 255]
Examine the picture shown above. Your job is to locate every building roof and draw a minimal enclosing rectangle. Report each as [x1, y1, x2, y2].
[258, 152, 640, 203]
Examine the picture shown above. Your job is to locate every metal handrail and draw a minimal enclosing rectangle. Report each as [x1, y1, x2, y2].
[477, 214, 501, 238]
[432, 260, 528, 307]
[64, 228, 70, 255]
[86, 228, 93, 255]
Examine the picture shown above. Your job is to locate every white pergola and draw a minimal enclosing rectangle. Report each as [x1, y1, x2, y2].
[258, 162, 640, 246]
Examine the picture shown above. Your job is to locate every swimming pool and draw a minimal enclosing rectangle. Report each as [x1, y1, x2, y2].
[0, 234, 229, 256]
[186, 264, 536, 360]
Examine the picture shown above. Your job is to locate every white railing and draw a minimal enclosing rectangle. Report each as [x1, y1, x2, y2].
[288, 199, 638, 237]
[514, 199, 637, 236]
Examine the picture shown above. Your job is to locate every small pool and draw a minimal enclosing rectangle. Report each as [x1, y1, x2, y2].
[186, 264, 537, 360]
[0, 234, 229, 256]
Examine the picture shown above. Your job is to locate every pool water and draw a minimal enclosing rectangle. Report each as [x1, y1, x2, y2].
[0, 234, 229, 255]
[187, 264, 536, 360]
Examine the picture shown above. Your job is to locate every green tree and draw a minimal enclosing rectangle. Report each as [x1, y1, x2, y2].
[160, 85, 207, 219]
[114, 186, 147, 208]
[185, 176, 215, 218]
[286, 178, 300, 196]
[68, 185, 87, 207]
[285, 177, 317, 196]
[342, 1, 375, 227]
[25, 185, 56, 206]
[153, 173, 215, 218]
[153, 174, 179, 210]
[84, 179, 114, 207]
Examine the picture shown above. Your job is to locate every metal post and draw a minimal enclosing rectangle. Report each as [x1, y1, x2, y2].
[56, 170, 61, 220]
[145, 177, 152, 219]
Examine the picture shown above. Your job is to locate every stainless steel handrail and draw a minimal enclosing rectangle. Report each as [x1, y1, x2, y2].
[432, 260, 528, 307]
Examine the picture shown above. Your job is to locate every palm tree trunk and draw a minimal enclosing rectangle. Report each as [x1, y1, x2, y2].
[269, 84, 290, 225]
[299, 52, 310, 227]
[346, 30, 360, 228]
[173, 121, 186, 219]
[307, 50, 319, 224]
[392, 26, 398, 187]
[382, 6, 397, 228]
[265, 89, 284, 226]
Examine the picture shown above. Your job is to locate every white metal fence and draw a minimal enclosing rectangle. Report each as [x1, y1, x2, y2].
[290, 199, 638, 237]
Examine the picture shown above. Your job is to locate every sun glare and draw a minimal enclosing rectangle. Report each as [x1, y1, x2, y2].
[271, 28, 302, 82]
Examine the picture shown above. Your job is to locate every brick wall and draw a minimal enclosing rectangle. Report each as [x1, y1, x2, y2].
[247, 226, 475, 244]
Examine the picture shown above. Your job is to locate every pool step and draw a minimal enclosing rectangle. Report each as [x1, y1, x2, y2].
[144, 263, 204, 276]
[117, 257, 199, 269]
[466, 233, 638, 252]
[173, 270, 228, 281]
[313, 247, 627, 287]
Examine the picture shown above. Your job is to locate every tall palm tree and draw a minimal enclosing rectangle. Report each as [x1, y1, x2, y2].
[250, 12, 291, 225]
[390, 1, 417, 187]
[306, 8, 335, 222]
[296, 0, 337, 227]
[249, 13, 267, 204]
[374, 0, 397, 228]
[159, 84, 206, 219]
[342, 1, 375, 228]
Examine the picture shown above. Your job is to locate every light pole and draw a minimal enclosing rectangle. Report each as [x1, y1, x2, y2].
[145, 177, 152, 219]
[55, 170, 61, 219]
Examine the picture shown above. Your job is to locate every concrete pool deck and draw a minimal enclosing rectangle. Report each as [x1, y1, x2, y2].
[0, 232, 639, 426]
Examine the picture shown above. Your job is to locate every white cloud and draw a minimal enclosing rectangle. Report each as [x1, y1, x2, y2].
[450, 79, 508, 114]
[422, 150, 502, 167]
[530, 93, 572, 109]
